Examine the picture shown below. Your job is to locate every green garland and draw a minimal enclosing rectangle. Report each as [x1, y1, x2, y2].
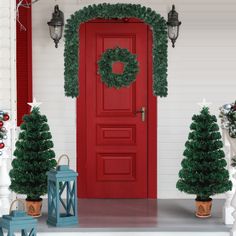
[64, 3, 168, 98]
[98, 47, 139, 89]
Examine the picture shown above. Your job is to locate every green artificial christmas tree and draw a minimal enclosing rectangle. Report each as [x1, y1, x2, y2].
[176, 105, 232, 217]
[9, 105, 57, 202]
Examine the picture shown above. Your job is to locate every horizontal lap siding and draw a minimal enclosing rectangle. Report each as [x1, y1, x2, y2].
[0, 1, 11, 109]
[0, 0, 16, 183]
[159, 5, 236, 197]
[32, 0, 236, 198]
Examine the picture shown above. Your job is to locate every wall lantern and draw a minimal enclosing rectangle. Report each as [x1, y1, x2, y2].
[0, 199, 37, 236]
[47, 5, 64, 48]
[167, 5, 181, 48]
[47, 154, 78, 227]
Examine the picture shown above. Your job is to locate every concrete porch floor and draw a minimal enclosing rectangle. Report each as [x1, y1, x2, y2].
[37, 199, 230, 233]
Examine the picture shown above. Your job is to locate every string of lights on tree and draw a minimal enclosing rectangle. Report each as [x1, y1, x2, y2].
[0, 111, 10, 156]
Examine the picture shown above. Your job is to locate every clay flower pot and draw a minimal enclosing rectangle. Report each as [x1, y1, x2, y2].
[25, 198, 43, 217]
[195, 198, 212, 218]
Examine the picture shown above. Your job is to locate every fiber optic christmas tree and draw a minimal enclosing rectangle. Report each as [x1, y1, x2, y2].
[176, 104, 232, 217]
[9, 100, 56, 206]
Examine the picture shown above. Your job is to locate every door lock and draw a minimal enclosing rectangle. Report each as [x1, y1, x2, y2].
[135, 107, 146, 122]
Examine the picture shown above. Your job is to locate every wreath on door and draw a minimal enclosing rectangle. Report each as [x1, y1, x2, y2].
[98, 47, 139, 89]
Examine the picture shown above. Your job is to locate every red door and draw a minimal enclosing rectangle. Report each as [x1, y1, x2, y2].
[78, 20, 156, 198]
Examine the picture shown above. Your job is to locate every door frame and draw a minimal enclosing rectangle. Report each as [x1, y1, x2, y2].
[77, 19, 157, 198]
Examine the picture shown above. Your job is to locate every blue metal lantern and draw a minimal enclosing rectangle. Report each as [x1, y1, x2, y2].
[0, 199, 37, 236]
[47, 154, 78, 227]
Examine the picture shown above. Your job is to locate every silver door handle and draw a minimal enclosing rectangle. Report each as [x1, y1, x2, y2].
[135, 107, 146, 122]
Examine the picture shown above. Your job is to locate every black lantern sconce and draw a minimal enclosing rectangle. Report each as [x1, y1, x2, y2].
[47, 5, 64, 48]
[167, 5, 181, 48]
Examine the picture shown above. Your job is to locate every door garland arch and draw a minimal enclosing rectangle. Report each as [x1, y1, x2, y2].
[64, 3, 168, 98]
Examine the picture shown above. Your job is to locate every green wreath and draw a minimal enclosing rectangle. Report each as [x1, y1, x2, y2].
[98, 47, 139, 89]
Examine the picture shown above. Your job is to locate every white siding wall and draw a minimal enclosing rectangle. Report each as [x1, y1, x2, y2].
[0, 0, 15, 110]
[32, 0, 236, 199]
[0, 0, 16, 162]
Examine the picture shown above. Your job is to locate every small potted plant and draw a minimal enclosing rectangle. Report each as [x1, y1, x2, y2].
[177, 105, 232, 218]
[9, 102, 57, 217]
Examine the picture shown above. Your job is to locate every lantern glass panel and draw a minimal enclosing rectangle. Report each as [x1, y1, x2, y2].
[168, 25, 179, 40]
[59, 180, 76, 217]
[49, 25, 63, 41]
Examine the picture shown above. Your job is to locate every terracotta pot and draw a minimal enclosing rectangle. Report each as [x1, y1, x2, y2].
[25, 198, 43, 217]
[195, 198, 212, 218]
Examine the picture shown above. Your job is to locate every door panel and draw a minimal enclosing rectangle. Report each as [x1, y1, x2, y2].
[79, 22, 149, 198]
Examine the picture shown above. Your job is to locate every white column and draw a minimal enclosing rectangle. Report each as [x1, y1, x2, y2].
[223, 129, 236, 224]
[227, 130, 236, 235]
[0, 0, 17, 216]
[231, 172, 236, 235]
[0, 158, 11, 216]
[0, 116, 14, 216]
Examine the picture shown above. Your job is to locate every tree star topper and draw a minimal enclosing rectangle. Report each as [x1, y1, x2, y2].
[28, 98, 42, 111]
[198, 98, 212, 109]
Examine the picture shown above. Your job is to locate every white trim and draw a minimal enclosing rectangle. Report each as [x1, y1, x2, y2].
[0, 233, 230, 236]
[10, 0, 17, 157]
[9, 0, 17, 203]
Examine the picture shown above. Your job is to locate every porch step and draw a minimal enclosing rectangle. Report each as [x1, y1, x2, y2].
[37, 232, 229, 236]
